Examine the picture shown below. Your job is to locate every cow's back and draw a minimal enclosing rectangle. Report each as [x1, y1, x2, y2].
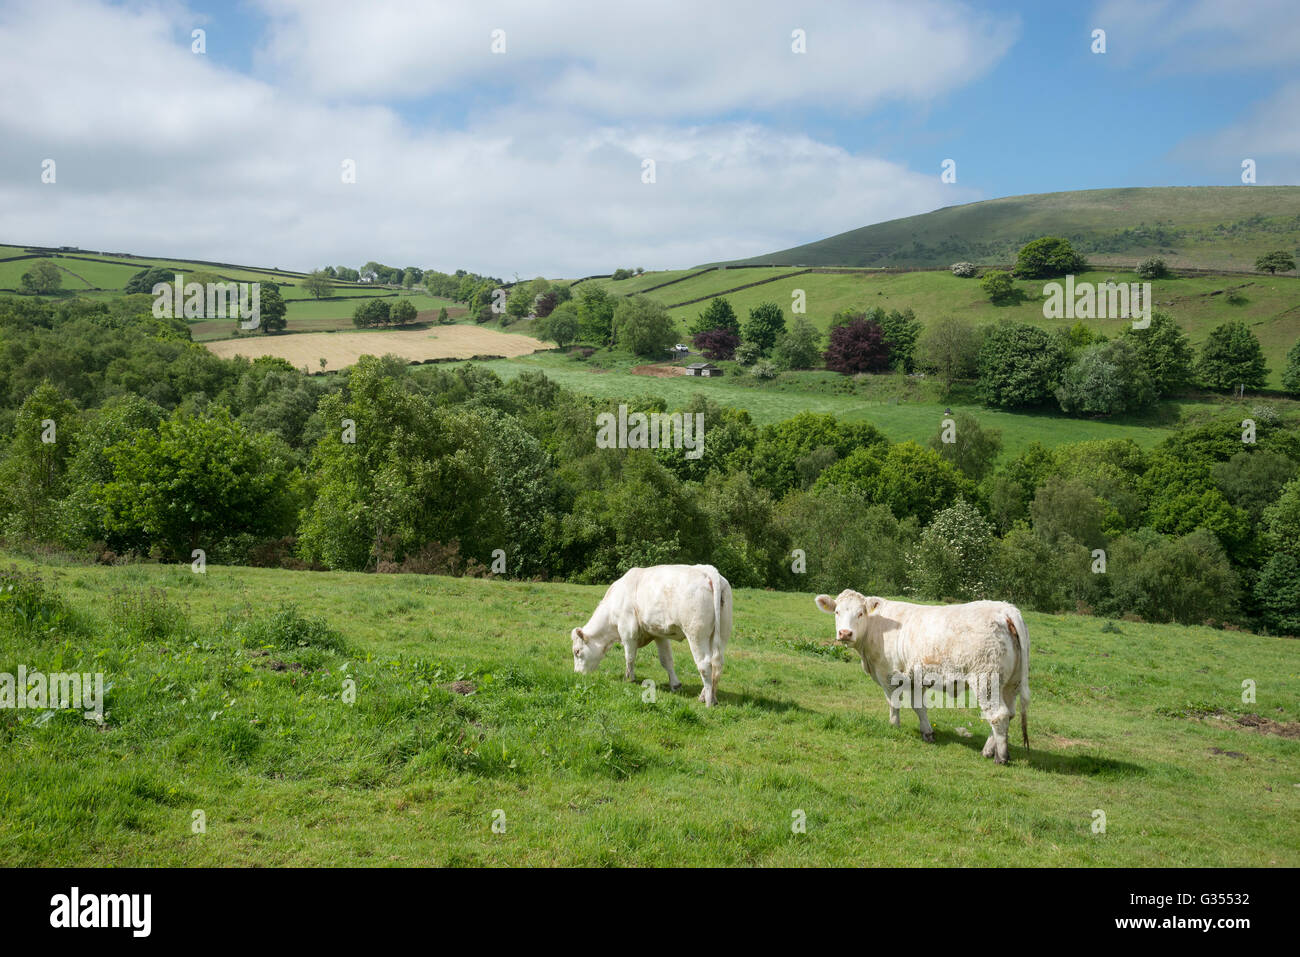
[879, 599, 1017, 677]
[629, 564, 717, 638]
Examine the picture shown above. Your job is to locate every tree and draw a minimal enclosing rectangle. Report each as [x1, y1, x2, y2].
[693, 327, 739, 361]
[1015, 236, 1086, 278]
[351, 298, 390, 329]
[0, 383, 79, 542]
[1283, 340, 1300, 396]
[816, 441, 975, 525]
[877, 307, 921, 372]
[1255, 250, 1296, 275]
[613, 296, 676, 357]
[537, 302, 579, 351]
[437, 306, 452, 325]
[772, 318, 822, 370]
[691, 298, 740, 338]
[776, 488, 916, 596]
[907, 499, 997, 601]
[824, 317, 890, 374]
[978, 323, 1067, 408]
[950, 262, 977, 278]
[390, 299, 418, 326]
[19, 260, 62, 295]
[1195, 321, 1268, 391]
[1030, 475, 1107, 549]
[1055, 339, 1156, 415]
[125, 266, 176, 294]
[302, 270, 333, 299]
[258, 284, 288, 333]
[1121, 310, 1193, 396]
[577, 285, 615, 345]
[743, 301, 786, 355]
[95, 408, 298, 559]
[980, 270, 1018, 304]
[926, 411, 1002, 482]
[917, 316, 979, 394]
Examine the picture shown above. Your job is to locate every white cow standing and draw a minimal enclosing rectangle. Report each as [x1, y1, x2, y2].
[815, 591, 1030, 763]
[571, 564, 732, 706]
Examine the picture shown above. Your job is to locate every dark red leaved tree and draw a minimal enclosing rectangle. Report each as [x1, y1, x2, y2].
[825, 318, 890, 374]
[693, 327, 740, 361]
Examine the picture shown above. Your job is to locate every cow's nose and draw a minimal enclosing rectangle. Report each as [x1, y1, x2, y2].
[837, 629, 853, 642]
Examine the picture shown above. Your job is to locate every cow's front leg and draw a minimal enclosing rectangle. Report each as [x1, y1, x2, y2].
[888, 702, 901, 727]
[655, 638, 681, 691]
[623, 638, 638, 682]
[914, 704, 935, 743]
[988, 714, 1010, 764]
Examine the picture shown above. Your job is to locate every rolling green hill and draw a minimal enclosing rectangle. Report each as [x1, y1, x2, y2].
[1, 556, 1296, 866]
[718, 186, 1300, 272]
[0, 245, 462, 336]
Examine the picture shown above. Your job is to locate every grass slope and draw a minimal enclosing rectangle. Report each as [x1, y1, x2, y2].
[1, 557, 1295, 866]
[720, 186, 1300, 271]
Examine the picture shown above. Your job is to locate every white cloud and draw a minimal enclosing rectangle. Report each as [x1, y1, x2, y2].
[254, 0, 1018, 116]
[0, 0, 990, 275]
[1090, 0, 1300, 72]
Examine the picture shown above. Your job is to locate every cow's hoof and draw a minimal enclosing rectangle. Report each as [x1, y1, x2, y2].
[670, 682, 682, 692]
[922, 731, 935, 743]
[994, 755, 1008, 765]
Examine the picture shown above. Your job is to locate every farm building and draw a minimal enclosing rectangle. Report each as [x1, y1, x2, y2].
[685, 362, 722, 377]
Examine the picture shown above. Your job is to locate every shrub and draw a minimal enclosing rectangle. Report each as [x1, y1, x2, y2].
[980, 270, 1018, 304]
[734, 341, 761, 366]
[0, 567, 71, 637]
[950, 262, 978, 278]
[751, 360, 778, 380]
[109, 587, 187, 641]
[1136, 257, 1170, 280]
[907, 500, 997, 601]
[233, 603, 348, 653]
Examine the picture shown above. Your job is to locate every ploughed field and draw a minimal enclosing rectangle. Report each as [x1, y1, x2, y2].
[1, 557, 1296, 866]
[204, 325, 544, 371]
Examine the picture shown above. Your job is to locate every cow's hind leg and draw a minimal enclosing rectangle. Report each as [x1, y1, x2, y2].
[914, 703, 935, 743]
[686, 633, 715, 706]
[655, 638, 682, 692]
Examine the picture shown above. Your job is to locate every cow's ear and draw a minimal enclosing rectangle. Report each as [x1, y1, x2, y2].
[575, 627, 585, 640]
[867, 598, 881, 614]
[815, 594, 836, 614]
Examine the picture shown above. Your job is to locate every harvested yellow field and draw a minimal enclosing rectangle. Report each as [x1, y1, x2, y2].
[204, 325, 545, 371]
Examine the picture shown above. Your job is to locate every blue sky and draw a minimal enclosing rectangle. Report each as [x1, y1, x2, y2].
[2, 0, 1297, 275]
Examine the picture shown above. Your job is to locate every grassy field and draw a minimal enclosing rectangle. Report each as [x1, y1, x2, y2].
[456, 350, 1272, 456]
[720, 185, 1300, 271]
[0, 555, 1295, 866]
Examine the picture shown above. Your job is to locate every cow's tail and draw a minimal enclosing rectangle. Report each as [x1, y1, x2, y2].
[1006, 606, 1031, 754]
[707, 565, 724, 650]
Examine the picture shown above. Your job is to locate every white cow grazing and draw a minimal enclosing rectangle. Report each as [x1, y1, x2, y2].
[572, 564, 732, 706]
[815, 591, 1030, 763]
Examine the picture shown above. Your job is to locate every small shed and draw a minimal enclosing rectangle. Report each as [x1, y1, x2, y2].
[686, 362, 723, 377]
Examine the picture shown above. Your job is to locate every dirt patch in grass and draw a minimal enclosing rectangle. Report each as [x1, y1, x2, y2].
[204, 325, 544, 372]
[1234, 712, 1300, 738]
[445, 681, 476, 695]
[631, 364, 685, 377]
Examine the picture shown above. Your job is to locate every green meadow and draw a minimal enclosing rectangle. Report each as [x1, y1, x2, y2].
[1, 556, 1295, 866]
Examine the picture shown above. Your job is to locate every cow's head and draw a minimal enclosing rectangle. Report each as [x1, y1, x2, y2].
[571, 627, 604, 674]
[815, 590, 881, 646]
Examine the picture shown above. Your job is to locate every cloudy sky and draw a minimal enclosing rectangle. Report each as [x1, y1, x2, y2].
[1, 0, 1297, 276]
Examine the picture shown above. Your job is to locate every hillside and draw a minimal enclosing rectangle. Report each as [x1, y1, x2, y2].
[717, 186, 1300, 271]
[587, 264, 1300, 388]
[0, 244, 464, 338]
[2, 556, 1296, 866]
